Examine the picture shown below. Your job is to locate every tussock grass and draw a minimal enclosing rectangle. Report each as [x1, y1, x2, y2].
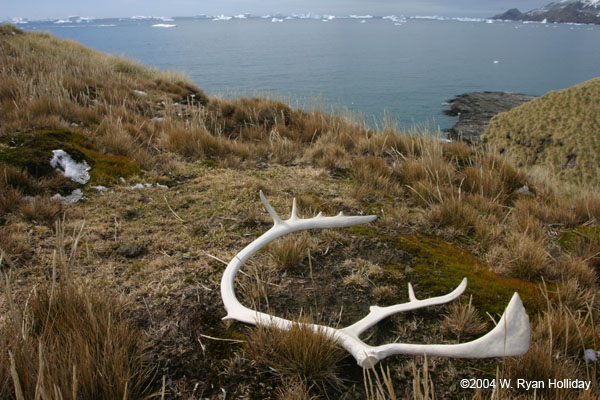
[267, 233, 313, 271]
[0, 220, 154, 399]
[245, 320, 345, 390]
[440, 298, 488, 342]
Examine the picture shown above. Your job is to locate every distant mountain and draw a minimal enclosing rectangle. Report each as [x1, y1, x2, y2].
[492, 0, 600, 24]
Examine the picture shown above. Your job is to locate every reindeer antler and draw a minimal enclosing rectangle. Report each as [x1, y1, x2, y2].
[220, 191, 530, 368]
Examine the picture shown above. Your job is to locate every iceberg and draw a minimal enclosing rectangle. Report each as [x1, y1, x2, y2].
[272, 18, 284, 22]
[212, 14, 232, 21]
[152, 24, 176, 28]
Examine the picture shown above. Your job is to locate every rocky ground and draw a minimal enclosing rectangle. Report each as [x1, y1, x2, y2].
[444, 91, 535, 145]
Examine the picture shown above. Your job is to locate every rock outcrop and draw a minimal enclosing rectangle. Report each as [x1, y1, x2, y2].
[492, 1, 600, 24]
[444, 92, 534, 145]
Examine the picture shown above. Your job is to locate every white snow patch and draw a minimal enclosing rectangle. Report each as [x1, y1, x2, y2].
[133, 90, 148, 96]
[127, 183, 168, 190]
[53, 189, 84, 203]
[91, 185, 108, 191]
[50, 150, 91, 184]
[583, 349, 599, 362]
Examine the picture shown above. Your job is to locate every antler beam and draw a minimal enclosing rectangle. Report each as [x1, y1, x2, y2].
[220, 191, 530, 368]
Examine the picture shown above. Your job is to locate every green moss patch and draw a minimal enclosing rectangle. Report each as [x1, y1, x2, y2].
[347, 226, 542, 316]
[559, 226, 600, 252]
[0, 129, 140, 189]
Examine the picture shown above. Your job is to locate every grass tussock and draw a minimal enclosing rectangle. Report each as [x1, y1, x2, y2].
[0, 221, 154, 399]
[267, 233, 313, 271]
[440, 297, 488, 342]
[245, 321, 345, 390]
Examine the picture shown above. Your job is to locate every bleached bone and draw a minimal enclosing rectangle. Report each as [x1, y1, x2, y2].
[220, 191, 530, 368]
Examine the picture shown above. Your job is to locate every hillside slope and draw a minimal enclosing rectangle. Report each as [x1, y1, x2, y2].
[1, 25, 599, 399]
[483, 78, 600, 184]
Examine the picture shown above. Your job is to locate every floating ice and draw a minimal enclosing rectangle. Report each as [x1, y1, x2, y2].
[272, 18, 284, 22]
[493, 60, 499, 64]
[152, 24, 176, 28]
[11, 17, 29, 24]
[234, 14, 249, 19]
[212, 14, 233, 21]
[50, 150, 91, 184]
[349, 14, 373, 19]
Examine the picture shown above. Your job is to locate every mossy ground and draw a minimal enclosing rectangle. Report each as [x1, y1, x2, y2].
[0, 129, 140, 194]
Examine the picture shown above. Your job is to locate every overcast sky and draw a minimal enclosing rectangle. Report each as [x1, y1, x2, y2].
[5, 0, 551, 20]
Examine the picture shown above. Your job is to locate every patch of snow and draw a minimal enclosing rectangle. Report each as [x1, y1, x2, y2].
[517, 185, 535, 197]
[91, 185, 108, 191]
[133, 90, 147, 96]
[53, 189, 84, 203]
[128, 183, 168, 190]
[583, 349, 599, 362]
[50, 150, 91, 184]
[150, 117, 165, 122]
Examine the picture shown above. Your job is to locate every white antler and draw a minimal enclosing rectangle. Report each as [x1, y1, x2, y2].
[220, 191, 530, 368]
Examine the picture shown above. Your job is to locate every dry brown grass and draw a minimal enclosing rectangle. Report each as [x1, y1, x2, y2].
[440, 298, 488, 342]
[0, 221, 155, 399]
[17, 196, 63, 225]
[245, 320, 345, 390]
[485, 77, 600, 183]
[2, 25, 600, 400]
[267, 233, 313, 271]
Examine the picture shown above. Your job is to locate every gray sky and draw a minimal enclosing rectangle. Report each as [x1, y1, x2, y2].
[5, 0, 551, 20]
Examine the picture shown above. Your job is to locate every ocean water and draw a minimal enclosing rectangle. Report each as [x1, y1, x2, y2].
[19, 16, 600, 130]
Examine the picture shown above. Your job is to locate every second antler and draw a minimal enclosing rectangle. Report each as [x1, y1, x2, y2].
[220, 191, 530, 368]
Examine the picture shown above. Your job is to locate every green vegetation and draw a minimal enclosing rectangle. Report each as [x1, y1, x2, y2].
[484, 77, 600, 183]
[0, 25, 598, 399]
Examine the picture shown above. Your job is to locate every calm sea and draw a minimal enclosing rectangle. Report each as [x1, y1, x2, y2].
[19, 16, 600, 130]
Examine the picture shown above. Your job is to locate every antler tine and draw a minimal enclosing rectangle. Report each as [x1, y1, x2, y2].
[407, 282, 418, 302]
[259, 190, 282, 225]
[290, 197, 299, 221]
[342, 278, 468, 337]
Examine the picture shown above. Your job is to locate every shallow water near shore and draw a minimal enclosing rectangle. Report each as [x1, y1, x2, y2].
[21, 16, 600, 130]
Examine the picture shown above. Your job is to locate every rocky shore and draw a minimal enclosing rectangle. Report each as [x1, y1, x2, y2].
[444, 91, 535, 145]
